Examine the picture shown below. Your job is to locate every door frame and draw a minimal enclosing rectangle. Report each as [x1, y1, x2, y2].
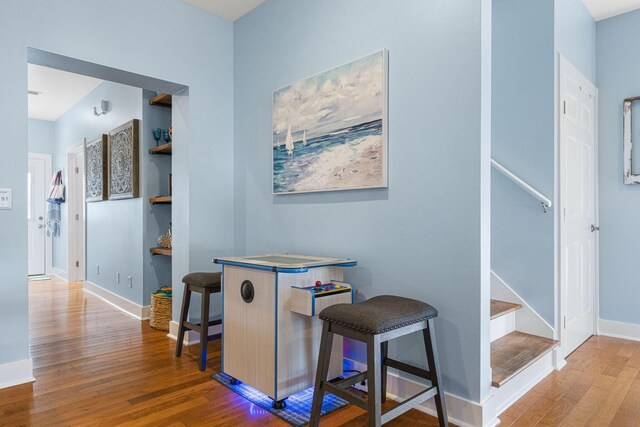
[67, 140, 86, 282]
[557, 54, 599, 358]
[28, 152, 52, 275]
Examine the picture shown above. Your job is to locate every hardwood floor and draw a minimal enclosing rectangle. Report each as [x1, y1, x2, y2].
[0, 278, 444, 426]
[499, 335, 640, 426]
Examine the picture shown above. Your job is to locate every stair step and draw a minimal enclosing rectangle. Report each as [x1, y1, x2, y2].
[491, 331, 559, 388]
[490, 299, 522, 320]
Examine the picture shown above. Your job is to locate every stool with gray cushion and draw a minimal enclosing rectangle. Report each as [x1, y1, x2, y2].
[175, 272, 222, 371]
[310, 295, 448, 427]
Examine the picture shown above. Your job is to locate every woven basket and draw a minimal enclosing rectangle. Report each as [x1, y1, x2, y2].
[150, 292, 172, 331]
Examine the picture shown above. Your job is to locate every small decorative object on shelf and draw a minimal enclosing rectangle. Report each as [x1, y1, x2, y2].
[152, 128, 162, 146]
[158, 229, 172, 248]
[168, 126, 172, 140]
[150, 287, 172, 330]
[163, 129, 171, 144]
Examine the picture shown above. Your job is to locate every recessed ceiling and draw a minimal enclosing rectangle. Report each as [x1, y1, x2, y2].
[582, 0, 640, 20]
[28, 64, 102, 121]
[181, 0, 264, 21]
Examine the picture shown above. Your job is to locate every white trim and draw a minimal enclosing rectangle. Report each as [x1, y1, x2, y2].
[50, 267, 68, 281]
[83, 281, 150, 320]
[598, 319, 640, 342]
[28, 152, 52, 276]
[344, 357, 498, 427]
[490, 159, 552, 209]
[490, 271, 554, 339]
[0, 358, 35, 390]
[491, 352, 554, 418]
[66, 140, 86, 283]
[167, 320, 222, 345]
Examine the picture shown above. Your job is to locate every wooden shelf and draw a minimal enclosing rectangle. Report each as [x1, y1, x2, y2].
[149, 195, 172, 204]
[149, 93, 172, 107]
[150, 247, 172, 257]
[149, 142, 172, 155]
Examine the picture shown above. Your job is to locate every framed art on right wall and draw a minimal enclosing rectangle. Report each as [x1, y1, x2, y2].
[272, 50, 388, 194]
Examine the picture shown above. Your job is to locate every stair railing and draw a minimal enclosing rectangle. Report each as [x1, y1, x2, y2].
[491, 159, 552, 213]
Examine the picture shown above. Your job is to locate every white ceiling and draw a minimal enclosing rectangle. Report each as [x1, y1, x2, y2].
[28, 64, 102, 121]
[582, 0, 640, 21]
[180, 0, 264, 21]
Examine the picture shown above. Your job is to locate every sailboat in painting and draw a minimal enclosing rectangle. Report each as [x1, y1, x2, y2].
[302, 130, 307, 147]
[285, 125, 294, 156]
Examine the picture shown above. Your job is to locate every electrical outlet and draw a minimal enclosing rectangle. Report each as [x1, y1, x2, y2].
[128, 276, 132, 288]
[116, 273, 120, 284]
[96, 265, 100, 275]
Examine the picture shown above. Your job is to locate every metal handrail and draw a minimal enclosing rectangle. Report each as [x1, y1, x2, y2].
[491, 159, 552, 213]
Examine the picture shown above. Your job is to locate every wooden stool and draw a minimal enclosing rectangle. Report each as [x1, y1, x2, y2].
[310, 295, 448, 427]
[175, 272, 222, 371]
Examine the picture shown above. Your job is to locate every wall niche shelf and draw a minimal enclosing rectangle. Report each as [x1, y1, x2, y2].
[149, 142, 172, 155]
[149, 195, 172, 204]
[149, 93, 172, 107]
[150, 247, 172, 256]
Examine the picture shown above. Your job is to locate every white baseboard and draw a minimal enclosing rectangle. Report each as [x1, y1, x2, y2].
[50, 268, 67, 281]
[167, 320, 222, 345]
[0, 358, 35, 390]
[83, 281, 150, 321]
[491, 271, 554, 339]
[599, 318, 640, 342]
[343, 357, 498, 427]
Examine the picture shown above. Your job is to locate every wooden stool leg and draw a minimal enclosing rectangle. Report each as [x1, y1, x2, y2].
[380, 341, 388, 403]
[310, 321, 334, 427]
[199, 288, 211, 371]
[367, 334, 382, 427]
[175, 285, 192, 357]
[424, 318, 448, 427]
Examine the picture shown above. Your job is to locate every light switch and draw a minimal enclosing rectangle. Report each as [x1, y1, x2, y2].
[0, 188, 12, 209]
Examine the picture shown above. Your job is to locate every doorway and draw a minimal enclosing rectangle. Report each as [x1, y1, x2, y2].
[27, 152, 52, 276]
[558, 55, 598, 357]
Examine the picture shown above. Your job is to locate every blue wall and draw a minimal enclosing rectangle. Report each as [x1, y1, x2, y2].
[597, 10, 640, 325]
[234, 0, 490, 402]
[53, 80, 145, 304]
[28, 119, 54, 154]
[0, 0, 234, 370]
[491, 0, 595, 326]
[492, 0, 555, 323]
[556, 0, 597, 82]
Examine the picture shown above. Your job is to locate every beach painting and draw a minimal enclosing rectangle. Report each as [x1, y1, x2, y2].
[272, 50, 388, 194]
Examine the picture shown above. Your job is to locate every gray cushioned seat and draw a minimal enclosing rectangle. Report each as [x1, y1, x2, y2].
[182, 272, 222, 290]
[318, 295, 438, 334]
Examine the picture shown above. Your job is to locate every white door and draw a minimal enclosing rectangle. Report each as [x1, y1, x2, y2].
[559, 56, 598, 356]
[67, 144, 86, 282]
[28, 154, 48, 275]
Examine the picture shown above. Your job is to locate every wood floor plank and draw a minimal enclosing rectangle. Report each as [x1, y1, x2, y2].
[586, 366, 639, 426]
[558, 385, 609, 427]
[609, 374, 640, 426]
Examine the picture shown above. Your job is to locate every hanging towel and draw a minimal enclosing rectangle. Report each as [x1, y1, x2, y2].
[46, 202, 61, 237]
[47, 170, 65, 203]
